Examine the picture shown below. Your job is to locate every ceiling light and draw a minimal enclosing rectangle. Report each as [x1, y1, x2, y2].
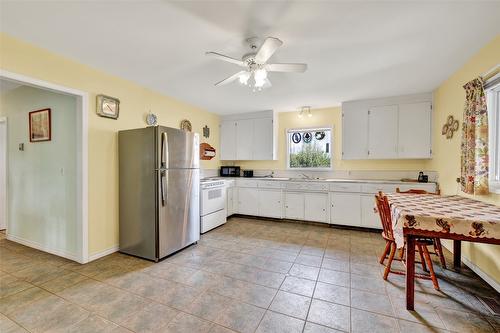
[238, 72, 251, 85]
[298, 106, 312, 118]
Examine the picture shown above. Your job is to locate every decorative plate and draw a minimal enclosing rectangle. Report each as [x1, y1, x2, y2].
[452, 120, 459, 131]
[315, 131, 325, 140]
[447, 115, 454, 125]
[303, 132, 312, 143]
[291, 132, 302, 144]
[146, 112, 157, 126]
[441, 124, 449, 135]
[180, 119, 192, 132]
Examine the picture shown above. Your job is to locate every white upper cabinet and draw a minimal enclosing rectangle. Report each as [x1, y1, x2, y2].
[398, 102, 432, 158]
[220, 120, 237, 160]
[342, 105, 368, 159]
[236, 119, 253, 160]
[342, 93, 432, 160]
[368, 105, 399, 159]
[220, 110, 277, 161]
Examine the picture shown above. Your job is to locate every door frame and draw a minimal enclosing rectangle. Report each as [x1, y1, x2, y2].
[0, 117, 6, 231]
[0, 69, 89, 263]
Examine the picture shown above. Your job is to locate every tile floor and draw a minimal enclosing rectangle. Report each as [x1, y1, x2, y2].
[0, 217, 499, 333]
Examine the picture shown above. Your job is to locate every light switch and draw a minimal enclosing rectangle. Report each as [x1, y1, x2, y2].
[18, 143, 24, 151]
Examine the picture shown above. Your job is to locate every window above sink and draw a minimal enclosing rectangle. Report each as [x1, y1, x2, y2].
[286, 127, 332, 170]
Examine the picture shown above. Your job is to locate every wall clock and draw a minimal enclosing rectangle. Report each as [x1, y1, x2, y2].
[96, 95, 120, 119]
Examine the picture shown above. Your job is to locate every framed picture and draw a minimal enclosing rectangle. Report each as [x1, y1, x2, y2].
[96, 94, 120, 119]
[29, 108, 51, 142]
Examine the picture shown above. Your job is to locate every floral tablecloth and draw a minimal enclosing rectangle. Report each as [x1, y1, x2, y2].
[386, 194, 500, 248]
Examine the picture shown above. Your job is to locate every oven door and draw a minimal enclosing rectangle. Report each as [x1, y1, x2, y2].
[201, 186, 226, 216]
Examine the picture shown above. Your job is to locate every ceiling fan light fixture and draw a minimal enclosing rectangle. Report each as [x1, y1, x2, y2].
[238, 72, 251, 85]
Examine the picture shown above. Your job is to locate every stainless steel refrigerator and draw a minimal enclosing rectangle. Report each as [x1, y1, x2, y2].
[118, 126, 200, 261]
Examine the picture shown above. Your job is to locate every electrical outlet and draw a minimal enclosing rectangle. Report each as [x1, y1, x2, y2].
[18, 143, 24, 151]
[456, 177, 461, 183]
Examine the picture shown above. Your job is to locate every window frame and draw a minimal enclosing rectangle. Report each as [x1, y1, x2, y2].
[286, 126, 333, 171]
[486, 76, 500, 194]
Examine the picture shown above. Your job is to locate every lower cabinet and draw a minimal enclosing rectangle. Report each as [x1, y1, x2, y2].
[330, 193, 361, 226]
[226, 187, 235, 216]
[237, 187, 258, 215]
[304, 193, 328, 223]
[258, 189, 282, 218]
[284, 192, 305, 220]
[361, 195, 381, 228]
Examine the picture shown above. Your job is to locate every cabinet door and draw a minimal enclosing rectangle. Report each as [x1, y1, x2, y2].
[398, 102, 432, 158]
[304, 193, 328, 223]
[361, 195, 381, 229]
[252, 118, 273, 160]
[330, 193, 361, 226]
[226, 187, 233, 217]
[284, 192, 304, 220]
[236, 119, 253, 160]
[220, 121, 236, 160]
[342, 107, 369, 159]
[368, 105, 398, 159]
[237, 187, 258, 215]
[258, 189, 282, 218]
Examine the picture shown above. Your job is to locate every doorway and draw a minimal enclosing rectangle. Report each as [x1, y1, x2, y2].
[0, 118, 6, 231]
[0, 70, 88, 263]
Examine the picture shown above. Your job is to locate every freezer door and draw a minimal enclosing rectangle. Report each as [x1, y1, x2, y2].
[157, 126, 199, 170]
[118, 127, 157, 261]
[158, 168, 200, 258]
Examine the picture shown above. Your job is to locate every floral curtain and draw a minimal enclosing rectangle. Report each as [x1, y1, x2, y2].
[461, 77, 489, 195]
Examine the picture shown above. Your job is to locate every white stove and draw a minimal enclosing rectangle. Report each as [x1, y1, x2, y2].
[200, 179, 227, 233]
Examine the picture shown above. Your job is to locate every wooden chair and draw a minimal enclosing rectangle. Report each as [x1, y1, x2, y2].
[395, 188, 447, 269]
[375, 192, 440, 290]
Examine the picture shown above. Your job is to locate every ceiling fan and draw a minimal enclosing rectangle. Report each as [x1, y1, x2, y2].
[206, 37, 307, 91]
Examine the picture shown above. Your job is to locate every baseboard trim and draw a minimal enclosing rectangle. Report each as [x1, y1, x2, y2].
[460, 255, 500, 293]
[6, 234, 80, 262]
[88, 245, 119, 262]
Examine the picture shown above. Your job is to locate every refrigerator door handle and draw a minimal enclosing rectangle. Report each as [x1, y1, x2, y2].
[161, 170, 167, 206]
[161, 132, 168, 168]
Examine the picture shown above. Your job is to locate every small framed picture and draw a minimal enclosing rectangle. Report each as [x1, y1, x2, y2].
[29, 108, 51, 142]
[96, 94, 120, 119]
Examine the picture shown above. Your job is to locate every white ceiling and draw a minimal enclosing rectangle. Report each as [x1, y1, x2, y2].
[1, 1, 499, 115]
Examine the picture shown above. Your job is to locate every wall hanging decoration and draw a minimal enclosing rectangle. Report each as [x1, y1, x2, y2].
[303, 132, 312, 143]
[96, 94, 120, 119]
[315, 131, 325, 140]
[29, 108, 51, 142]
[146, 111, 157, 126]
[200, 143, 216, 160]
[441, 115, 459, 139]
[291, 132, 302, 143]
[180, 119, 192, 132]
[203, 125, 210, 138]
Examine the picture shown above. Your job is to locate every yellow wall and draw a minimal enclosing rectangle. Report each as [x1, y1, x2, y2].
[0, 33, 220, 256]
[426, 35, 500, 283]
[234, 107, 429, 171]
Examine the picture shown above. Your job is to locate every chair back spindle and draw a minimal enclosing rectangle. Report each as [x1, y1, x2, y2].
[375, 191, 394, 241]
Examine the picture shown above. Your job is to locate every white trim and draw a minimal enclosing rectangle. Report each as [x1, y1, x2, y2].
[486, 81, 500, 194]
[0, 118, 7, 231]
[6, 234, 80, 262]
[0, 69, 89, 264]
[461, 255, 500, 293]
[88, 245, 119, 262]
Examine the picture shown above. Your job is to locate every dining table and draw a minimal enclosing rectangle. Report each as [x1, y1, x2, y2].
[386, 193, 500, 310]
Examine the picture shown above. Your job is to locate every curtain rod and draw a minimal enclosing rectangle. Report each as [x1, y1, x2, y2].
[481, 64, 499, 82]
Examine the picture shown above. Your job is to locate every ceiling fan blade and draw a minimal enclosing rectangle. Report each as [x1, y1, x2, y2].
[214, 71, 247, 86]
[206, 52, 245, 67]
[254, 37, 283, 64]
[266, 63, 308, 73]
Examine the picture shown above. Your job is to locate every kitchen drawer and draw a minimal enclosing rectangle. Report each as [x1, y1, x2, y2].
[361, 183, 397, 194]
[258, 181, 284, 189]
[396, 183, 437, 193]
[236, 179, 258, 188]
[285, 182, 308, 190]
[303, 183, 329, 192]
[329, 182, 362, 193]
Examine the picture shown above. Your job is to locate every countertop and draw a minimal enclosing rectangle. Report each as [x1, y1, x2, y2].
[204, 177, 435, 185]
